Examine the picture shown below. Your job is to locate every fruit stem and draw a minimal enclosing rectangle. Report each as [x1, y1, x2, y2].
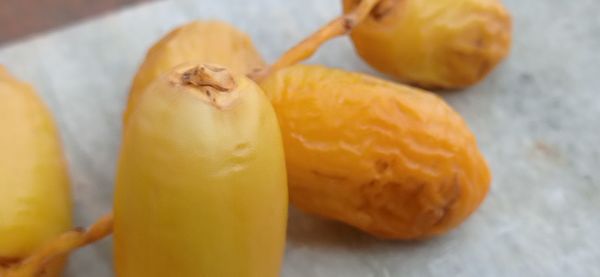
[249, 0, 381, 81]
[1, 213, 114, 276]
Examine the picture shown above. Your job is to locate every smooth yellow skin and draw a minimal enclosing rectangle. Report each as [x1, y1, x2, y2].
[114, 64, 287, 277]
[125, 20, 266, 123]
[0, 67, 72, 276]
[344, 0, 512, 89]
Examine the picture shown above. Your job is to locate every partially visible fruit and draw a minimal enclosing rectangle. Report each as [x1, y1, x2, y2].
[115, 63, 287, 276]
[0, 66, 72, 276]
[343, 0, 512, 89]
[125, 20, 265, 122]
[260, 64, 490, 239]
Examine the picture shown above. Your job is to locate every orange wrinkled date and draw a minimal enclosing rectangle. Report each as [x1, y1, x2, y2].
[344, 0, 512, 90]
[260, 65, 491, 239]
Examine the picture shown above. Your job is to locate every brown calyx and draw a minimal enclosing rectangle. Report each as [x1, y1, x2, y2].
[180, 64, 236, 94]
[175, 64, 238, 105]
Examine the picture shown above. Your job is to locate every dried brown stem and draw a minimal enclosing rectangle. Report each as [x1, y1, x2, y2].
[249, 0, 381, 81]
[2, 213, 114, 277]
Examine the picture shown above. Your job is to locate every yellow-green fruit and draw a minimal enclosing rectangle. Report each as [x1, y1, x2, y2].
[125, 20, 266, 122]
[260, 65, 490, 239]
[0, 66, 72, 276]
[114, 63, 287, 276]
[343, 0, 512, 89]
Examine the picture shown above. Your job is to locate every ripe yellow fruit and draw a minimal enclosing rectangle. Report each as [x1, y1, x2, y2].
[125, 20, 265, 122]
[260, 65, 490, 239]
[114, 64, 287, 276]
[0, 66, 72, 276]
[343, 0, 512, 89]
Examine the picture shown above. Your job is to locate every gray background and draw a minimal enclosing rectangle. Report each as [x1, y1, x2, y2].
[0, 0, 598, 276]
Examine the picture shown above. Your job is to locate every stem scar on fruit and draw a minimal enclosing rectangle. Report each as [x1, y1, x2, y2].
[172, 64, 238, 107]
[179, 64, 235, 92]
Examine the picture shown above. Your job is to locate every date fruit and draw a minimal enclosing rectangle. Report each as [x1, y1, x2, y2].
[343, 0, 512, 89]
[115, 63, 287, 276]
[260, 64, 491, 239]
[0, 66, 72, 276]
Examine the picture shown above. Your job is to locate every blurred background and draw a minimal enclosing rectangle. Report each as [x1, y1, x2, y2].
[0, 0, 150, 45]
[0, 0, 599, 276]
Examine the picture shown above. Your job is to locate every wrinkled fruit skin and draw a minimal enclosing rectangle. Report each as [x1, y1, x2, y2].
[115, 64, 287, 276]
[125, 20, 265, 122]
[0, 67, 72, 276]
[260, 65, 490, 239]
[343, 0, 512, 90]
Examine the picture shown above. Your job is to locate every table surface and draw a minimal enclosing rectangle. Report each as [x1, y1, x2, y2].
[0, 0, 599, 276]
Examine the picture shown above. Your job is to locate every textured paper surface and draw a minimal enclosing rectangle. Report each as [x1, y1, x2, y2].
[0, 0, 598, 276]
